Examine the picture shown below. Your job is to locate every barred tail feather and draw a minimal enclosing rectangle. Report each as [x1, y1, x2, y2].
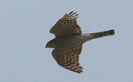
[89, 29, 115, 39]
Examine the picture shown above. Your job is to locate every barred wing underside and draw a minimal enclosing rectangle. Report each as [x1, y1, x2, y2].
[50, 11, 82, 38]
[52, 45, 83, 73]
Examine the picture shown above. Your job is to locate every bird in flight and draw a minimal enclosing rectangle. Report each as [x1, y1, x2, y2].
[46, 11, 115, 73]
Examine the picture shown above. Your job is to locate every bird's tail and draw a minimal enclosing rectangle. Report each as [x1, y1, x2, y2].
[88, 29, 115, 39]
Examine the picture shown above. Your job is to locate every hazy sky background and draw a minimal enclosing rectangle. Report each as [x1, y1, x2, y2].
[0, 0, 132, 82]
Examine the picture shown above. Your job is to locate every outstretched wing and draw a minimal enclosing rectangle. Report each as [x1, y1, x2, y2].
[50, 11, 82, 37]
[52, 45, 83, 73]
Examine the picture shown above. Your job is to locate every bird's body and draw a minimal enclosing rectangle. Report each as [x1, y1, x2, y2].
[49, 30, 114, 49]
[50, 35, 85, 48]
[46, 11, 115, 73]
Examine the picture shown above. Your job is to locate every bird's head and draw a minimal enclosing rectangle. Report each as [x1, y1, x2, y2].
[46, 39, 56, 48]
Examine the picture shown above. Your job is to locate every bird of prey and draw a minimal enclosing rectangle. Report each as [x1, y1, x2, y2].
[46, 11, 115, 73]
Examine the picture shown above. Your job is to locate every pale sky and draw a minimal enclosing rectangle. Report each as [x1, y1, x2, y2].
[0, 0, 133, 82]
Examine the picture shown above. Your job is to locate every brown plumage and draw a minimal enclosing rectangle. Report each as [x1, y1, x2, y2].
[46, 11, 115, 73]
